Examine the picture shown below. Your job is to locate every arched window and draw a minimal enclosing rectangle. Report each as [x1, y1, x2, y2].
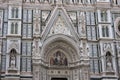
[11, 8, 19, 18]
[15, 23, 18, 34]
[9, 49, 17, 67]
[11, 22, 18, 34]
[11, 8, 14, 18]
[101, 10, 107, 22]
[16, 8, 19, 18]
[102, 25, 109, 37]
[11, 23, 14, 34]
[106, 26, 109, 37]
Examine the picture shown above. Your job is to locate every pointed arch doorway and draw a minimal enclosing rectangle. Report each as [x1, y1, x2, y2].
[33, 35, 90, 80]
[51, 78, 67, 80]
[42, 39, 78, 80]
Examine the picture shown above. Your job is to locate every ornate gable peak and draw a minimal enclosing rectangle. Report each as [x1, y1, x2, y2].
[42, 6, 79, 41]
[49, 15, 71, 36]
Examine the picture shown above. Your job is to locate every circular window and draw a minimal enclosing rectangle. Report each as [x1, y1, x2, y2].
[115, 18, 120, 35]
[118, 23, 120, 32]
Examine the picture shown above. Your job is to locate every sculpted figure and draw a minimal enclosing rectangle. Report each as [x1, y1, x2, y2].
[10, 49, 16, 68]
[106, 52, 113, 71]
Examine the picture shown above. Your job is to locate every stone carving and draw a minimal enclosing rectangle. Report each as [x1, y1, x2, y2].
[33, 67, 39, 80]
[80, 47, 83, 56]
[67, 12, 76, 24]
[50, 51, 68, 66]
[33, 39, 39, 57]
[35, 41, 39, 53]
[50, 16, 71, 36]
[32, 39, 42, 59]
[44, 41, 76, 62]
[103, 43, 111, 51]
[79, 12, 86, 37]
[9, 49, 16, 68]
[41, 10, 50, 28]
[35, 71, 39, 79]
[8, 41, 19, 54]
[41, 42, 78, 61]
[33, 9, 41, 35]
[106, 52, 113, 71]
[79, 42, 89, 57]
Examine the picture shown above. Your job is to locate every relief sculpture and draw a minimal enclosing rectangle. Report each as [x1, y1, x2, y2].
[50, 51, 68, 66]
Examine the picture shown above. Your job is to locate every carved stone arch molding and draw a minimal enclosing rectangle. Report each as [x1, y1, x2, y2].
[104, 48, 113, 56]
[8, 42, 19, 54]
[114, 17, 120, 36]
[33, 34, 90, 80]
[41, 34, 80, 65]
[45, 41, 74, 66]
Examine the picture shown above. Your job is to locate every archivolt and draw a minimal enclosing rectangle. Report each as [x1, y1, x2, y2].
[41, 34, 80, 62]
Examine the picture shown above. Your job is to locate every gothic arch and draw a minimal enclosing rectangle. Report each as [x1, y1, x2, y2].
[104, 48, 113, 56]
[9, 48, 17, 54]
[41, 34, 80, 63]
[8, 42, 19, 54]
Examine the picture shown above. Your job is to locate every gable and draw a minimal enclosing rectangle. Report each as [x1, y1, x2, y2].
[49, 15, 71, 36]
[41, 7, 79, 41]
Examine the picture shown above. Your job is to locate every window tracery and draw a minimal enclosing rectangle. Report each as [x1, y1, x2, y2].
[11, 22, 18, 34]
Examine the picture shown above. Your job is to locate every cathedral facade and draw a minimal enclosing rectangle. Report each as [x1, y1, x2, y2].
[0, 0, 120, 80]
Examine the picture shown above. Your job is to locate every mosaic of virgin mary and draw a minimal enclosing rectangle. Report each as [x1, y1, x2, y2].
[50, 51, 68, 66]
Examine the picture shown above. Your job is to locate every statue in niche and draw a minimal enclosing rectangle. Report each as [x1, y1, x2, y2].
[106, 52, 113, 71]
[50, 51, 68, 66]
[10, 49, 16, 68]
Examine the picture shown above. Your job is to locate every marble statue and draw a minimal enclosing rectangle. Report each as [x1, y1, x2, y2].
[10, 51, 16, 68]
[106, 52, 113, 71]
